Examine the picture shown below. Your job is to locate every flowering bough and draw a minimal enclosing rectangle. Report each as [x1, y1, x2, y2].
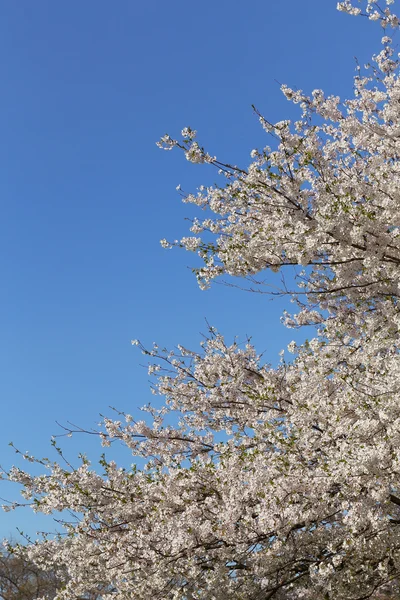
[4, 1, 400, 598]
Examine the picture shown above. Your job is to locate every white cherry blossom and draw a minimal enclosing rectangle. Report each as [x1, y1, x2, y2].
[5, 2, 400, 599]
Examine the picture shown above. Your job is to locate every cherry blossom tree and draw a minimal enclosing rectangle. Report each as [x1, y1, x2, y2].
[0, 543, 104, 599]
[0, 545, 64, 600]
[3, 1, 400, 598]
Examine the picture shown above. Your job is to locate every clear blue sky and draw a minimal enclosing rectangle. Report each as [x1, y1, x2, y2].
[0, 0, 383, 538]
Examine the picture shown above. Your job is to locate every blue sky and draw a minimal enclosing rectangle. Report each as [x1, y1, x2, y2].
[0, 0, 384, 539]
